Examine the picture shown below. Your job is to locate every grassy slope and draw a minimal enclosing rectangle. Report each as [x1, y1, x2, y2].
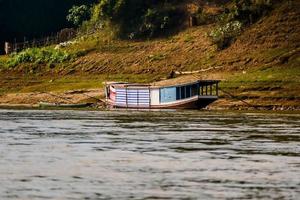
[0, 1, 299, 109]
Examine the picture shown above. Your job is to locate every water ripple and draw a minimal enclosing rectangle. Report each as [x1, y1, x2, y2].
[0, 109, 299, 199]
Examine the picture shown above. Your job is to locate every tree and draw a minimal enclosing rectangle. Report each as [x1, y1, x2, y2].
[93, 0, 184, 38]
[67, 5, 91, 26]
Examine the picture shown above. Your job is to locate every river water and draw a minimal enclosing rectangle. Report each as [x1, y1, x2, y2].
[0, 109, 299, 199]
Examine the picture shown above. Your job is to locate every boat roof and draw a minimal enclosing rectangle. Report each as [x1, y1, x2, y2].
[151, 76, 220, 87]
[107, 76, 220, 89]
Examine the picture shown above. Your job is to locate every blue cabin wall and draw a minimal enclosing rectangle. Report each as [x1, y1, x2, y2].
[160, 87, 177, 103]
[160, 83, 200, 103]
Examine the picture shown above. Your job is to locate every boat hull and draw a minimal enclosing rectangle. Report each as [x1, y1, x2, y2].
[152, 97, 217, 109]
[108, 96, 217, 109]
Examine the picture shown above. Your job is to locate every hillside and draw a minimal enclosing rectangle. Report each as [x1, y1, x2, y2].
[0, 0, 299, 110]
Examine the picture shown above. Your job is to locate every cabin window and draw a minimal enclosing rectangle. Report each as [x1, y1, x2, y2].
[160, 87, 176, 103]
[186, 85, 191, 98]
[191, 84, 198, 96]
[180, 87, 185, 99]
[176, 87, 181, 100]
[176, 84, 199, 100]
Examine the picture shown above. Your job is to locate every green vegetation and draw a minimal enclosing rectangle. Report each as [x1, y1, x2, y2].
[208, 0, 274, 49]
[208, 21, 243, 50]
[82, 0, 185, 39]
[7, 48, 71, 68]
[220, 64, 300, 107]
[0, 74, 161, 95]
[67, 5, 91, 27]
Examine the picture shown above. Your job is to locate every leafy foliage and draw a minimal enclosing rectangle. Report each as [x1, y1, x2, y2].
[7, 48, 71, 67]
[67, 5, 91, 26]
[230, 0, 273, 25]
[89, 0, 184, 39]
[208, 21, 243, 50]
[209, 0, 273, 50]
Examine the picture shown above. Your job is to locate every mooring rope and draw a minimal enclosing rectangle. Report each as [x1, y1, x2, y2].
[189, 73, 257, 108]
[39, 91, 74, 104]
[80, 93, 105, 103]
[219, 88, 256, 108]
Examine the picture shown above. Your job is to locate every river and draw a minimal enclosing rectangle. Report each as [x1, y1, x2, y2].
[0, 109, 299, 199]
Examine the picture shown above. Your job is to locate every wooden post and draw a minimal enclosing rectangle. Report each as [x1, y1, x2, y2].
[23, 37, 26, 49]
[32, 39, 36, 47]
[189, 16, 197, 27]
[4, 42, 12, 55]
[14, 38, 17, 52]
[148, 87, 151, 109]
[125, 87, 128, 108]
[216, 82, 219, 96]
[14, 43, 18, 52]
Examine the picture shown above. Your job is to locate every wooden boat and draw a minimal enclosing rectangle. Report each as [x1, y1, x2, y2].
[39, 102, 93, 108]
[105, 79, 220, 109]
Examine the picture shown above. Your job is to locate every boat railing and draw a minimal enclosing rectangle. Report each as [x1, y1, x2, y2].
[198, 80, 219, 97]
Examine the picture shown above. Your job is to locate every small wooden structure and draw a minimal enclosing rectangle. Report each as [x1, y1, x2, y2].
[105, 79, 220, 109]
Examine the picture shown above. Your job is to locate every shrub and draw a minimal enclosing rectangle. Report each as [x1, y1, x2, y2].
[208, 21, 243, 50]
[7, 48, 71, 67]
[229, 0, 273, 25]
[209, 0, 273, 50]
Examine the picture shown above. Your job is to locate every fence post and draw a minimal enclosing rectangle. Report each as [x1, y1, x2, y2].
[57, 32, 59, 43]
[23, 37, 26, 49]
[4, 42, 12, 55]
[13, 38, 17, 52]
[189, 16, 197, 27]
[32, 39, 36, 48]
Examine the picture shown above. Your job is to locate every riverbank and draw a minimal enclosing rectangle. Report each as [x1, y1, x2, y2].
[0, 69, 299, 111]
[3, 62, 300, 111]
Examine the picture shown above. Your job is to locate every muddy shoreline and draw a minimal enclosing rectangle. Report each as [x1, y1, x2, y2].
[0, 82, 299, 112]
[1, 91, 299, 112]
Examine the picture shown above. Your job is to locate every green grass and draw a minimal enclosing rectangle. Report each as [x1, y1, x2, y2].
[229, 65, 300, 83]
[0, 73, 162, 95]
[19, 77, 104, 93]
[0, 56, 9, 70]
[148, 53, 166, 62]
[183, 34, 195, 43]
[220, 64, 300, 103]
